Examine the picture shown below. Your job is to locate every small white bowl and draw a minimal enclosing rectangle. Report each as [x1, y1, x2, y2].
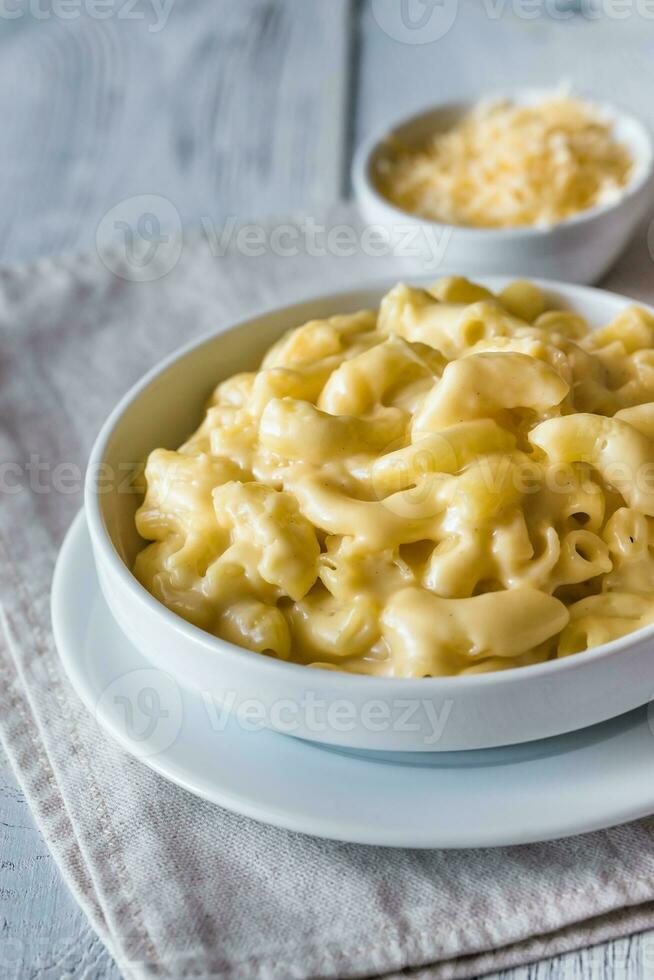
[353, 93, 654, 284]
[85, 276, 654, 753]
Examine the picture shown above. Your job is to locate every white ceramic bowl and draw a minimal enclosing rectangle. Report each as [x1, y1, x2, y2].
[353, 94, 654, 284]
[85, 276, 654, 753]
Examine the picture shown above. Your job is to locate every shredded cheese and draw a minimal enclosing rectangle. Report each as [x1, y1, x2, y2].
[375, 96, 633, 229]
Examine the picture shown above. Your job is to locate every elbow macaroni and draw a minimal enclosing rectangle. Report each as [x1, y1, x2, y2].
[134, 277, 654, 677]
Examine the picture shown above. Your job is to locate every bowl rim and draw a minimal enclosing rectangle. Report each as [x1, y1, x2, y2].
[352, 92, 654, 241]
[85, 274, 654, 691]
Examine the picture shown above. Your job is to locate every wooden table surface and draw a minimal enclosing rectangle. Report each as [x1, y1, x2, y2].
[1, 2, 653, 977]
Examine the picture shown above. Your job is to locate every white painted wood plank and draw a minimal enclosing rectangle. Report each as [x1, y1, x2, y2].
[0, 749, 123, 980]
[0, 0, 352, 264]
[487, 930, 652, 980]
[356, 0, 654, 143]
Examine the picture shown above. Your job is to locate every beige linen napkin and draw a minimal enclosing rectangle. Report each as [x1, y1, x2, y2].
[3, 206, 654, 980]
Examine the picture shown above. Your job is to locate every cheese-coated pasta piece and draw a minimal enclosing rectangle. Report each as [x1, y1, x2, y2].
[382, 586, 569, 677]
[413, 351, 569, 434]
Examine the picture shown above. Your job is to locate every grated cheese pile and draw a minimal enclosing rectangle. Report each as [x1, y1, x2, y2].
[375, 96, 633, 229]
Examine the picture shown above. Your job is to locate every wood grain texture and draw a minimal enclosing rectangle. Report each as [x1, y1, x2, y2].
[489, 933, 651, 980]
[0, 0, 351, 262]
[0, 746, 123, 980]
[2, 1, 654, 977]
[356, 0, 654, 141]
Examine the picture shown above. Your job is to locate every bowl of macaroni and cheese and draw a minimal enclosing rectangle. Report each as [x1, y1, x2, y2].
[353, 92, 653, 284]
[85, 276, 654, 752]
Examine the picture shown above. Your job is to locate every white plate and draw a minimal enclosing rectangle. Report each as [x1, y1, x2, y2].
[53, 511, 654, 849]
